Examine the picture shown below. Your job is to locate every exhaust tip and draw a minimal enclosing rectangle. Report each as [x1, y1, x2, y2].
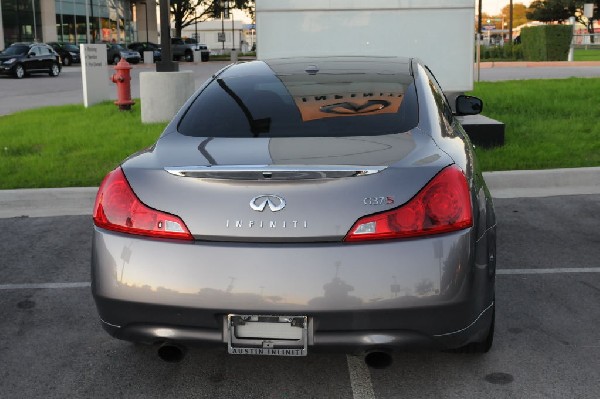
[157, 343, 186, 363]
[364, 351, 393, 369]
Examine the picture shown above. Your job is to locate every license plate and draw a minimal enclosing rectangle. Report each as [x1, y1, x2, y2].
[226, 315, 308, 356]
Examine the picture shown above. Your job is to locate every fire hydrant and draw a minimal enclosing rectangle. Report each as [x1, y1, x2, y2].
[110, 58, 135, 111]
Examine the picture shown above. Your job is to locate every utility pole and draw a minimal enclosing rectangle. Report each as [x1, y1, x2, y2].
[231, 4, 235, 50]
[478, 0, 482, 36]
[509, 0, 513, 43]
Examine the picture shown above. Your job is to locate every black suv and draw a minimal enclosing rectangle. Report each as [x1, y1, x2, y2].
[48, 42, 81, 66]
[0, 43, 61, 79]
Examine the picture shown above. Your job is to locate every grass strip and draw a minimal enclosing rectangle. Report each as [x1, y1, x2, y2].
[470, 78, 600, 171]
[0, 102, 165, 189]
[574, 48, 600, 61]
[0, 78, 599, 189]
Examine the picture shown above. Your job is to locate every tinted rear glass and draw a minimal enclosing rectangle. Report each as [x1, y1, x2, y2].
[178, 61, 418, 138]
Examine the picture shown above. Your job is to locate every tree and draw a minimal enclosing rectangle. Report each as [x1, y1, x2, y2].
[526, 1, 599, 38]
[502, 3, 529, 28]
[526, 0, 573, 23]
[170, 0, 255, 38]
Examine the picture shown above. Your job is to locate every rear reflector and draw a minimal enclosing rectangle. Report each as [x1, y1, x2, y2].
[93, 167, 193, 241]
[344, 165, 472, 242]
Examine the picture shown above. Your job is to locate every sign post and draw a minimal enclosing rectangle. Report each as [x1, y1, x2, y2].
[80, 44, 109, 108]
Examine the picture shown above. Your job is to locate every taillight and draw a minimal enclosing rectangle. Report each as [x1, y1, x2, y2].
[93, 167, 193, 241]
[344, 166, 472, 242]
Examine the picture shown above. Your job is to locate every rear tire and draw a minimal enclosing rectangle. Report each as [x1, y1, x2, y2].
[63, 56, 72, 66]
[184, 50, 193, 62]
[113, 55, 121, 65]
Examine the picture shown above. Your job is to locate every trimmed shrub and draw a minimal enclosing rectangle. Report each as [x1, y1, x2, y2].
[521, 25, 572, 61]
[477, 44, 524, 61]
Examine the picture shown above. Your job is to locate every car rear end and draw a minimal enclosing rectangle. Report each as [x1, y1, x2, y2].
[91, 57, 495, 357]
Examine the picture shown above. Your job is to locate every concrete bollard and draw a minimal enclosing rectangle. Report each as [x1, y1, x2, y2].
[143, 51, 154, 65]
[140, 71, 195, 123]
[193, 50, 202, 63]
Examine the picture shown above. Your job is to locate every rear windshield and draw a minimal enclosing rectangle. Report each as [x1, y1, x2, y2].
[178, 67, 418, 138]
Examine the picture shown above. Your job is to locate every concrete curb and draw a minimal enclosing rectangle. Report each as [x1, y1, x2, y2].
[484, 167, 600, 198]
[479, 61, 600, 69]
[0, 168, 598, 219]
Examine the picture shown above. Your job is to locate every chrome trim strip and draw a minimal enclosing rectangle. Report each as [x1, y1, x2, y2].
[164, 165, 388, 177]
[432, 301, 494, 337]
[475, 223, 497, 244]
[100, 317, 121, 329]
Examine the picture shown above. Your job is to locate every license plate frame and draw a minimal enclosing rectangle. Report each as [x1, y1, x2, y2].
[226, 314, 308, 356]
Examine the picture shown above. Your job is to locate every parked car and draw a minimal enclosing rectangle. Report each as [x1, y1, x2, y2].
[91, 56, 496, 365]
[48, 42, 81, 66]
[171, 37, 209, 62]
[183, 38, 210, 62]
[106, 43, 141, 65]
[0, 42, 61, 79]
[128, 42, 161, 62]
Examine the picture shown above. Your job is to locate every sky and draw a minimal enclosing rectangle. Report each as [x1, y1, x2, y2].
[482, 0, 532, 15]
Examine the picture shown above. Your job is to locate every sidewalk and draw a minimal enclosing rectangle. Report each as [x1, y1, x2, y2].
[0, 168, 598, 219]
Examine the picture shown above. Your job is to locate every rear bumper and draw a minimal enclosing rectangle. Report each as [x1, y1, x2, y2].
[92, 226, 495, 351]
[98, 301, 494, 352]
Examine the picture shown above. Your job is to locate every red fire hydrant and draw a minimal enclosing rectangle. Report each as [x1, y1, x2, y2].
[110, 58, 135, 111]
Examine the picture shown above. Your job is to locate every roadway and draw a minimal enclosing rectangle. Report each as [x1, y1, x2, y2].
[2, 60, 600, 116]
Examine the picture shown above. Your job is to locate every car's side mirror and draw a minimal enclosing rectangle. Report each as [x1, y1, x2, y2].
[455, 95, 483, 116]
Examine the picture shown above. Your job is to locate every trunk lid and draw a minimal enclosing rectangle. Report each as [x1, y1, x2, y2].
[122, 131, 453, 242]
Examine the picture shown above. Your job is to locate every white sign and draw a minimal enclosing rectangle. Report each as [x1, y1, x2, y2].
[81, 44, 110, 108]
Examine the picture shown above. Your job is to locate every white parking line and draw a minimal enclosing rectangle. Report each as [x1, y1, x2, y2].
[346, 354, 376, 399]
[497, 267, 600, 275]
[0, 282, 90, 290]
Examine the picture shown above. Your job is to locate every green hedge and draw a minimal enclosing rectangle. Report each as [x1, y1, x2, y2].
[521, 25, 572, 61]
[479, 44, 524, 60]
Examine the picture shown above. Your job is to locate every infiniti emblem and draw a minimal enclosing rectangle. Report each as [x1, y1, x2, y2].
[250, 195, 286, 212]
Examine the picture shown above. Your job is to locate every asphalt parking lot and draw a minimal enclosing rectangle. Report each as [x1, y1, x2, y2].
[1, 193, 599, 398]
[1, 59, 599, 398]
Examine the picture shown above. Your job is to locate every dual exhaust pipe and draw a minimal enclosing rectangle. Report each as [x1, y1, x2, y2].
[156, 343, 393, 369]
[157, 343, 186, 363]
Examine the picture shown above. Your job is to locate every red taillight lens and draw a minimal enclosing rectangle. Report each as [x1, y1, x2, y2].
[344, 166, 472, 242]
[93, 167, 193, 241]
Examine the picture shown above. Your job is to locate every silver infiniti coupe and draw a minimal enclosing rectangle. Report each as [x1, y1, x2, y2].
[91, 56, 496, 365]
